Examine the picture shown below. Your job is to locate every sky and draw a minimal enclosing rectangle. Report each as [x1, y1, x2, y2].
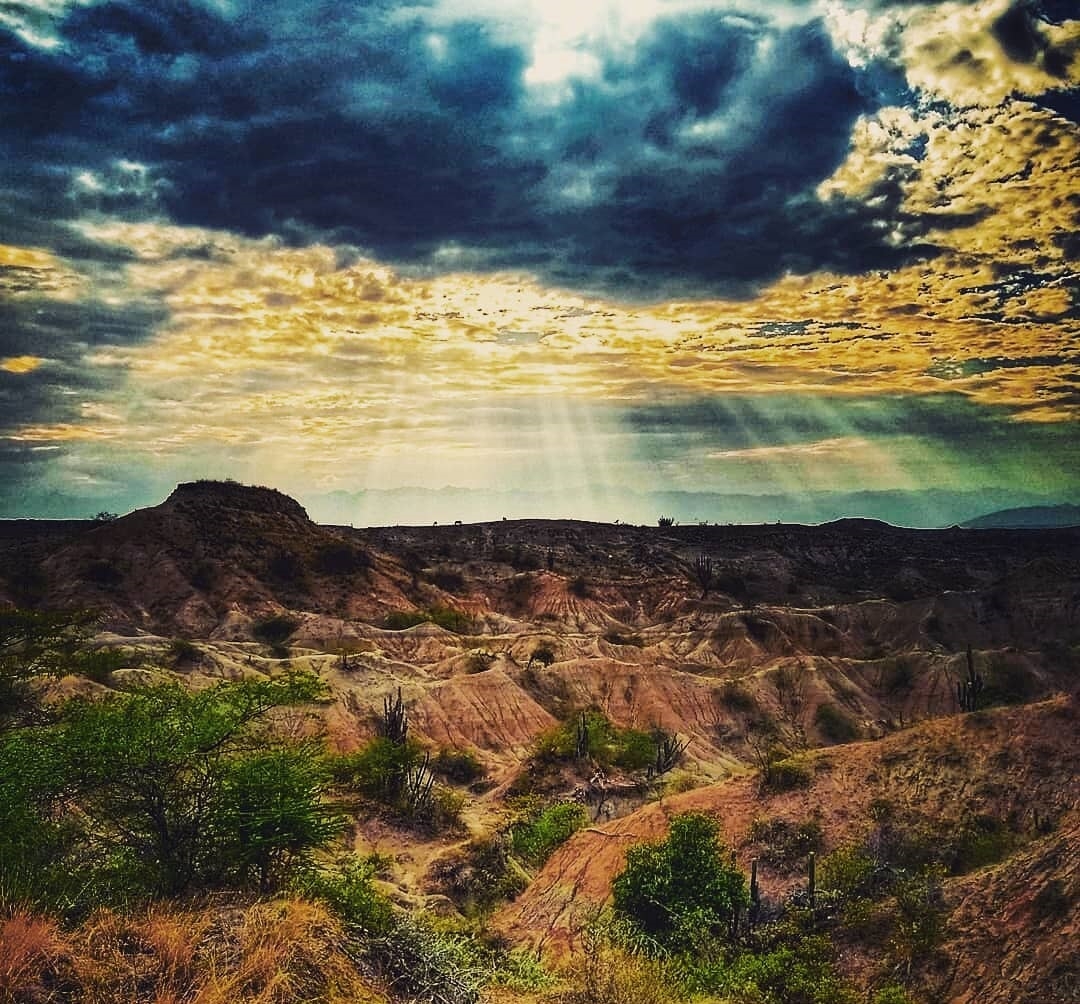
[1, 0, 1078, 526]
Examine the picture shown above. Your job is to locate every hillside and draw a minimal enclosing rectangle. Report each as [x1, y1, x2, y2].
[1, 480, 1077, 1004]
[962, 504, 1080, 530]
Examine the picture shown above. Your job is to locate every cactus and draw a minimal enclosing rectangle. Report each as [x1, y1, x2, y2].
[692, 553, 713, 598]
[648, 730, 690, 781]
[402, 750, 436, 815]
[382, 686, 408, 745]
[808, 851, 816, 913]
[574, 710, 589, 759]
[956, 645, 984, 713]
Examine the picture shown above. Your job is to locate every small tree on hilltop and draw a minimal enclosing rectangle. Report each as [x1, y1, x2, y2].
[612, 811, 748, 954]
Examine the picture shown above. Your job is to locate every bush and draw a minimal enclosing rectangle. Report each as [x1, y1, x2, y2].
[383, 608, 472, 633]
[533, 711, 655, 771]
[763, 756, 812, 792]
[73, 647, 128, 683]
[165, 639, 199, 667]
[300, 859, 395, 937]
[314, 543, 370, 577]
[814, 703, 860, 744]
[432, 747, 486, 784]
[612, 812, 748, 953]
[570, 576, 590, 598]
[252, 615, 299, 647]
[427, 607, 473, 633]
[529, 644, 556, 667]
[686, 933, 858, 1004]
[384, 610, 429, 631]
[509, 801, 589, 867]
[1, 673, 338, 904]
[429, 835, 528, 917]
[603, 631, 645, 648]
[330, 737, 424, 802]
[267, 550, 305, 585]
[748, 817, 824, 871]
[720, 681, 758, 713]
[430, 568, 466, 593]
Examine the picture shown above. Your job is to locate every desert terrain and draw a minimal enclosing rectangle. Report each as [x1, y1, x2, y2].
[1, 479, 1077, 1004]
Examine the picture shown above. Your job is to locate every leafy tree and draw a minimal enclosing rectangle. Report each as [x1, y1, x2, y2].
[612, 811, 748, 953]
[0, 672, 340, 901]
[0, 608, 96, 732]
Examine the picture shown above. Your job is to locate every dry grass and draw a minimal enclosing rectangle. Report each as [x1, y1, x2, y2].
[0, 910, 65, 1000]
[0, 900, 385, 1004]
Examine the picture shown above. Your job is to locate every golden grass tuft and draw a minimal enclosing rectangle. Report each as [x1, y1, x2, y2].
[2, 899, 385, 1004]
[0, 909, 66, 1000]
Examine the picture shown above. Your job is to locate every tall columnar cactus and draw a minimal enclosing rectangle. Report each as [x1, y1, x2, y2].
[693, 553, 714, 598]
[957, 645, 984, 713]
[574, 710, 589, 759]
[383, 686, 408, 745]
[808, 851, 816, 913]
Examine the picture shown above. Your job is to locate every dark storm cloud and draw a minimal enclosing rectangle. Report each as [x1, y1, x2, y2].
[0, 294, 166, 433]
[0, 1, 952, 296]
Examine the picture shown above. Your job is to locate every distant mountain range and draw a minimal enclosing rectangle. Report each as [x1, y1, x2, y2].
[306, 486, 1080, 530]
[961, 504, 1080, 530]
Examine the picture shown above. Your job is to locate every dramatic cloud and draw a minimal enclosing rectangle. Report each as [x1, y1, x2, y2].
[0, 0, 1077, 521]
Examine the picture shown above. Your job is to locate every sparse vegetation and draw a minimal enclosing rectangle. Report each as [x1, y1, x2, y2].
[383, 606, 473, 633]
[814, 702, 860, 744]
[432, 746, 486, 784]
[314, 542, 370, 577]
[509, 799, 589, 867]
[534, 710, 655, 771]
[252, 614, 299, 648]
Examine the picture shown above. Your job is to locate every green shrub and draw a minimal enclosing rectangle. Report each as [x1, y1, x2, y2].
[465, 650, 495, 674]
[1031, 878, 1070, 921]
[266, 549, 305, 584]
[82, 559, 123, 588]
[1, 673, 337, 905]
[748, 817, 824, 871]
[533, 711, 656, 771]
[300, 858, 395, 937]
[384, 610, 429, 630]
[763, 756, 812, 792]
[252, 614, 299, 647]
[880, 658, 914, 694]
[612, 811, 748, 953]
[430, 568, 466, 593]
[167, 638, 201, 666]
[684, 933, 858, 1004]
[429, 835, 528, 917]
[330, 737, 424, 801]
[981, 658, 1037, 707]
[73, 646, 128, 683]
[820, 844, 877, 899]
[510, 801, 589, 867]
[529, 644, 556, 667]
[432, 747, 486, 784]
[719, 681, 758, 713]
[814, 703, 860, 744]
[314, 543, 370, 577]
[570, 575, 590, 598]
[427, 606, 473, 633]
